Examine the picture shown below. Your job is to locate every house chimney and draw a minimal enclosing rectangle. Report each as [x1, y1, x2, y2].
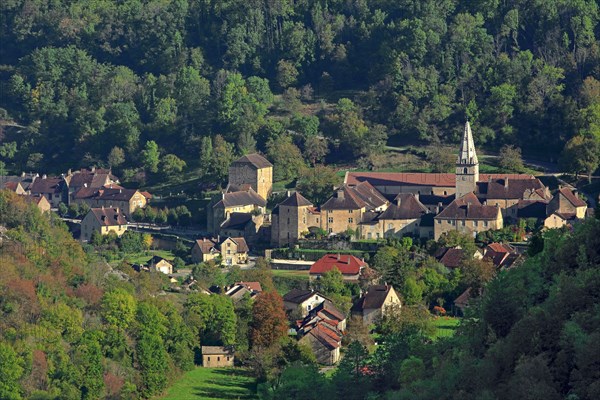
[504, 177, 509, 189]
[286, 190, 291, 197]
[414, 192, 419, 201]
[91, 166, 95, 173]
[337, 253, 340, 260]
[84, 183, 87, 188]
[67, 169, 72, 175]
[337, 189, 344, 199]
[119, 189, 122, 194]
[21, 172, 25, 178]
[42, 174, 47, 179]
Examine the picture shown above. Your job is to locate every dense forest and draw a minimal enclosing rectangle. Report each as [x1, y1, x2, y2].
[1, 0, 600, 181]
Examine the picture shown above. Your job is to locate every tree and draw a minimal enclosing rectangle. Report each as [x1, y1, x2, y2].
[0, 161, 6, 175]
[303, 135, 328, 166]
[266, 134, 305, 181]
[0, 342, 23, 400]
[499, 144, 524, 173]
[251, 291, 288, 348]
[141, 141, 160, 173]
[560, 135, 600, 183]
[296, 165, 340, 205]
[276, 60, 299, 89]
[460, 257, 495, 293]
[426, 145, 456, 172]
[184, 294, 236, 346]
[199, 136, 213, 176]
[101, 289, 137, 330]
[160, 154, 186, 178]
[211, 135, 235, 183]
[107, 146, 125, 169]
[136, 333, 168, 397]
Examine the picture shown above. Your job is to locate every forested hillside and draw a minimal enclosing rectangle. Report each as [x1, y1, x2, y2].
[1, 0, 599, 179]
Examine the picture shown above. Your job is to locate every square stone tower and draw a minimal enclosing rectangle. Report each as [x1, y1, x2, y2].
[228, 153, 273, 200]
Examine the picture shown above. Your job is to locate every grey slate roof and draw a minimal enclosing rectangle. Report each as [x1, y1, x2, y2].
[213, 189, 267, 208]
[231, 153, 272, 169]
[279, 192, 313, 207]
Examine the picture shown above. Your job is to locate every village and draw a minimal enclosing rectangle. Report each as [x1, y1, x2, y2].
[0, 121, 594, 368]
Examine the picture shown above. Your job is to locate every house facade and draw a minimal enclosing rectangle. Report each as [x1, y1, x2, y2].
[191, 237, 249, 265]
[433, 193, 503, 240]
[351, 285, 401, 325]
[283, 289, 328, 317]
[73, 185, 147, 217]
[201, 346, 235, 368]
[80, 207, 128, 241]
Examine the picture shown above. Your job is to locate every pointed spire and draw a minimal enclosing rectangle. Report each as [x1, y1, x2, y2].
[457, 121, 478, 165]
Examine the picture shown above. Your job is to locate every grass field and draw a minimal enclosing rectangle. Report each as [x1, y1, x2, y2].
[431, 317, 460, 339]
[271, 269, 310, 279]
[160, 368, 257, 400]
[124, 250, 175, 265]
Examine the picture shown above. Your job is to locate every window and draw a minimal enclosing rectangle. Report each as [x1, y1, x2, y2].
[328, 217, 333, 223]
[328, 228, 332, 233]
[451, 220, 455, 226]
[444, 191, 447, 195]
[376, 233, 380, 239]
[367, 233, 372, 239]
[227, 357, 230, 361]
[208, 357, 211, 361]
[349, 210, 353, 214]
[484, 221, 488, 227]
[461, 221, 465, 226]
[303, 218, 306, 224]
[227, 250, 231, 255]
[348, 218, 353, 223]
[463, 167, 468, 174]
[287, 218, 290, 224]
[218, 357, 221, 362]
[474, 221, 478, 227]
[316, 218, 319, 223]
[388, 223, 393, 229]
[307, 305, 312, 311]
[437, 220, 441, 224]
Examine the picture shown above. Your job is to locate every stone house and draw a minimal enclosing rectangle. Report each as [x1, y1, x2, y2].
[477, 177, 550, 220]
[433, 193, 503, 240]
[22, 194, 51, 213]
[30, 175, 68, 207]
[298, 322, 341, 365]
[80, 207, 128, 242]
[228, 153, 273, 200]
[547, 187, 587, 219]
[0, 173, 38, 195]
[309, 254, 367, 282]
[191, 236, 249, 266]
[73, 185, 147, 217]
[271, 191, 320, 246]
[320, 186, 368, 235]
[207, 188, 266, 234]
[66, 168, 119, 201]
[201, 346, 235, 368]
[147, 256, 173, 275]
[364, 193, 430, 240]
[283, 289, 328, 317]
[351, 285, 401, 325]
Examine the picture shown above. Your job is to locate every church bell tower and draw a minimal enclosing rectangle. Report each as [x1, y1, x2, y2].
[455, 121, 479, 198]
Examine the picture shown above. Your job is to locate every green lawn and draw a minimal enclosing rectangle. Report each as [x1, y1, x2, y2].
[431, 317, 460, 340]
[124, 250, 175, 264]
[160, 368, 257, 400]
[271, 269, 310, 279]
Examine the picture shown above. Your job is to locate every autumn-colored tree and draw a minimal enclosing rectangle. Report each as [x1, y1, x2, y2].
[250, 292, 288, 348]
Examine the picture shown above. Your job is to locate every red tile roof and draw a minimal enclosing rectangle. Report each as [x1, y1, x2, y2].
[309, 254, 367, 276]
[436, 193, 500, 220]
[437, 248, 465, 269]
[345, 171, 534, 188]
[236, 281, 262, 292]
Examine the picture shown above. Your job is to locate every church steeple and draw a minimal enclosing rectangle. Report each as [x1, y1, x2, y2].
[455, 121, 479, 198]
[458, 121, 478, 165]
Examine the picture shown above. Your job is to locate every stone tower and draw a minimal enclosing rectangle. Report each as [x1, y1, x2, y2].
[455, 121, 479, 199]
[228, 153, 273, 200]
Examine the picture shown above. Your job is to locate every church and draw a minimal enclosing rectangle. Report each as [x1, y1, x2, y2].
[272, 122, 563, 244]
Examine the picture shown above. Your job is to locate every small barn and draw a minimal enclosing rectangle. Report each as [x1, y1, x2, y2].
[201, 346, 235, 368]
